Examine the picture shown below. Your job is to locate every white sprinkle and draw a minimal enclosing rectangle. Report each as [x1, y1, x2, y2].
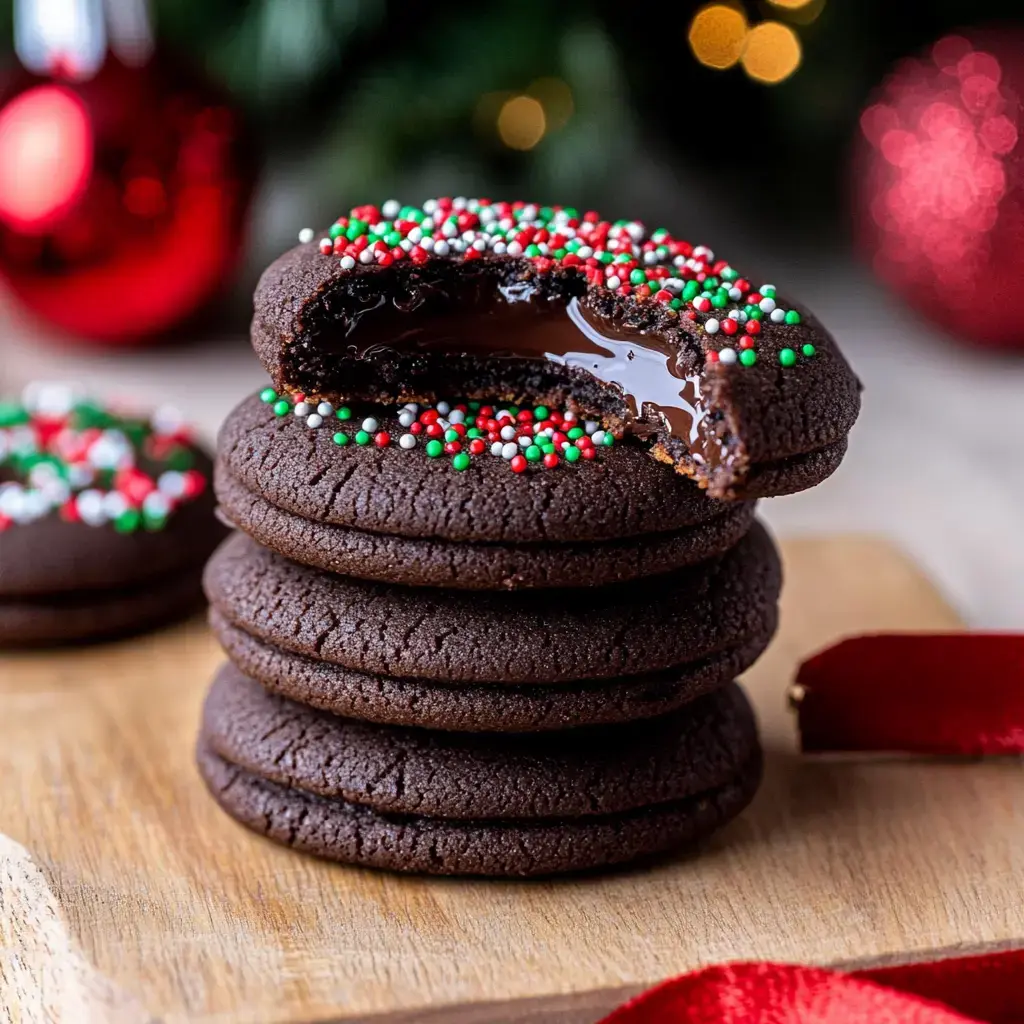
[626, 223, 644, 242]
[521, 204, 538, 220]
[728, 309, 742, 320]
[381, 199, 401, 219]
[704, 318, 720, 335]
[592, 430, 606, 445]
[76, 489, 106, 526]
[643, 251, 658, 265]
[361, 417, 379, 432]
[294, 402, 311, 417]
[728, 287, 743, 301]
[771, 308, 786, 323]
[358, 249, 374, 264]
[298, 227, 314, 244]
[718, 347, 738, 365]
[339, 256, 356, 270]
[435, 401, 450, 416]
[317, 402, 334, 416]
[158, 471, 187, 498]
[399, 433, 417, 450]
[453, 196, 468, 210]
[151, 403, 185, 435]
[577, 245, 593, 259]
[500, 425, 517, 441]
[441, 221, 459, 238]
[398, 411, 416, 428]
[761, 283, 776, 293]
[448, 409, 465, 424]
[143, 492, 171, 520]
[490, 441, 504, 456]
[423, 199, 438, 214]
[506, 241, 523, 257]
[759, 297, 776, 313]
[306, 414, 323, 429]
[103, 491, 129, 519]
[501, 442, 519, 460]
[606, 275, 621, 290]
[584, 420, 599, 435]
[400, 239, 413, 251]
[420, 236, 435, 252]
[492, 242, 507, 255]
[407, 227, 422, 243]
[403, 403, 419, 413]
[563, 411, 576, 422]
[421, 217, 434, 232]
[518, 435, 532, 448]
[433, 240, 450, 257]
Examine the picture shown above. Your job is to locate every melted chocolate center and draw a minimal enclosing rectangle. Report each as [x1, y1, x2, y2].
[323, 284, 726, 467]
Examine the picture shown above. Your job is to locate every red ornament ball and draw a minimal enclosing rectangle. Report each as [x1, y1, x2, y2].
[0, 53, 255, 344]
[852, 30, 1024, 349]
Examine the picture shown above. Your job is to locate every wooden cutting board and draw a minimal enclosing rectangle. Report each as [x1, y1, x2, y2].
[2, 536, 1021, 1024]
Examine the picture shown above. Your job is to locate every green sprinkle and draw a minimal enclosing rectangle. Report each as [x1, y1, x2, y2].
[165, 446, 194, 471]
[507, 405, 519, 416]
[670, 298, 683, 311]
[779, 348, 797, 367]
[426, 439, 444, 458]
[273, 400, 290, 417]
[564, 445, 581, 462]
[525, 244, 542, 257]
[629, 269, 647, 286]
[259, 387, 277, 403]
[541, 443, 556, 454]
[553, 248, 567, 259]
[740, 349, 758, 367]
[468, 401, 481, 411]
[614, 253, 632, 264]
[567, 427, 584, 440]
[444, 428, 460, 442]
[333, 431, 349, 446]
[711, 293, 728, 309]
[762, 285, 777, 298]
[384, 231, 401, 247]
[336, 406, 351, 421]
[525, 445, 542, 462]
[355, 430, 371, 445]
[533, 405, 549, 420]
[785, 310, 802, 325]
[603, 433, 615, 446]
[466, 427, 482, 439]
[748, 308, 763, 321]
[114, 509, 141, 534]
[452, 452, 471, 471]
[329, 223, 344, 239]
[143, 512, 167, 532]
[599, 251, 615, 264]
[802, 343, 816, 357]
[683, 281, 701, 301]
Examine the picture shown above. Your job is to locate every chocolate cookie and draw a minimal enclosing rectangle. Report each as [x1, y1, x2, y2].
[204, 522, 782, 685]
[252, 198, 860, 499]
[0, 384, 225, 645]
[198, 740, 762, 876]
[217, 392, 754, 547]
[215, 456, 755, 591]
[202, 667, 759, 818]
[210, 611, 774, 731]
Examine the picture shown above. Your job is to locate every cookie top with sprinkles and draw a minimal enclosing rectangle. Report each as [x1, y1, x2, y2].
[0, 382, 207, 534]
[253, 197, 861, 500]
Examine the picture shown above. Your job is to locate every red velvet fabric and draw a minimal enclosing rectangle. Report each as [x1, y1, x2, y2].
[601, 950, 1024, 1023]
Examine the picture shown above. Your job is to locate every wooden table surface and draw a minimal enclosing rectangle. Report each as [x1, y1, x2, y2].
[2, 535, 1021, 1024]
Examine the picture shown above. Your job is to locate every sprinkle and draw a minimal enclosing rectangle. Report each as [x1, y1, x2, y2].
[333, 432, 349, 445]
[510, 454, 527, 473]
[785, 310, 802, 325]
[361, 417, 379, 432]
[317, 402, 334, 416]
[294, 401, 311, 417]
[298, 228, 314, 244]
[501, 441, 519, 459]
[273, 400, 290, 416]
[452, 452, 470, 471]
[740, 349, 758, 367]
[704, 318, 720, 334]
[426, 439, 444, 457]
[337, 406, 352, 421]
[770, 308, 786, 323]
[306, 414, 323, 429]
[374, 431, 390, 447]
[719, 347, 738, 365]
[803, 343, 816, 357]
[355, 430, 371, 445]
[399, 433, 417, 449]
[260, 387, 277, 403]
[779, 348, 797, 367]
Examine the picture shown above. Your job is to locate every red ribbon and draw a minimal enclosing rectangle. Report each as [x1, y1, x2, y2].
[793, 634, 1024, 755]
[600, 950, 1024, 1023]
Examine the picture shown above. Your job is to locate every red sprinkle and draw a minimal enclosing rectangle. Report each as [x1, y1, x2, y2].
[510, 454, 527, 473]
[543, 452, 559, 468]
[374, 431, 390, 447]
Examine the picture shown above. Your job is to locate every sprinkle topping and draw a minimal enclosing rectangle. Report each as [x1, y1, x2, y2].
[0, 383, 207, 533]
[262, 388, 612, 474]
[301, 197, 812, 369]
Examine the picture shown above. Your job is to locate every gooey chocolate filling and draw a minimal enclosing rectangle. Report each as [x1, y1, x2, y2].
[289, 276, 734, 471]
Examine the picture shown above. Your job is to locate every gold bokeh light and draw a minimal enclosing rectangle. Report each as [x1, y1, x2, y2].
[497, 95, 547, 151]
[741, 21, 802, 84]
[767, 0, 814, 8]
[688, 4, 748, 71]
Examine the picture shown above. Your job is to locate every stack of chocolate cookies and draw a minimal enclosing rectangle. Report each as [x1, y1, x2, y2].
[198, 198, 859, 877]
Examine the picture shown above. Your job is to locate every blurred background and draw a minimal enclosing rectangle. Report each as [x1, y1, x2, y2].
[0, 0, 1022, 623]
